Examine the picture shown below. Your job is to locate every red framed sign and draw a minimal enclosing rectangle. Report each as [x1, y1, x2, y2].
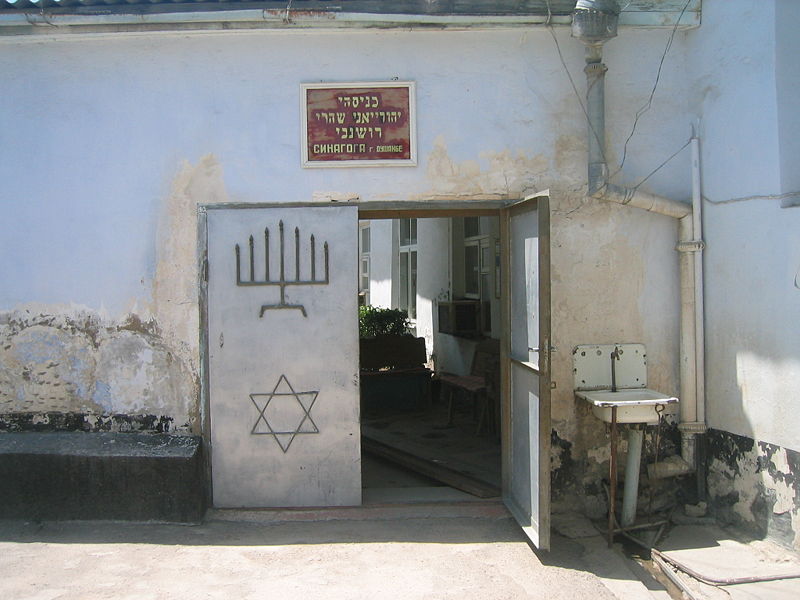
[301, 81, 417, 168]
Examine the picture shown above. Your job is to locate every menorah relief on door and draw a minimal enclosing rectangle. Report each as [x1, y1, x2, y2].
[235, 220, 330, 318]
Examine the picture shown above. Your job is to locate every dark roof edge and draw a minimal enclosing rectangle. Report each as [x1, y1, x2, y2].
[1, 0, 578, 17]
[0, 2, 701, 36]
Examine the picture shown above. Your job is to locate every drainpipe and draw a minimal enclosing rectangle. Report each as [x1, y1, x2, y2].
[690, 133, 706, 431]
[572, 1, 706, 476]
[686, 133, 708, 499]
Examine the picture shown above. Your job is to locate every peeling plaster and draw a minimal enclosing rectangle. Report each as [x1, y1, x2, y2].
[153, 154, 229, 384]
[0, 306, 196, 433]
[94, 330, 193, 417]
[587, 445, 611, 465]
[0, 152, 223, 433]
[707, 429, 800, 551]
[421, 135, 548, 198]
[550, 197, 648, 430]
[1, 324, 98, 413]
[551, 428, 580, 511]
[553, 134, 587, 186]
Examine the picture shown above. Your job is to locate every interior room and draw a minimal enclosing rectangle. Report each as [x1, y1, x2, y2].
[358, 215, 503, 503]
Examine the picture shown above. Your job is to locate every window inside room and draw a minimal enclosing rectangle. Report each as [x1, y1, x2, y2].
[359, 223, 371, 306]
[398, 218, 418, 321]
[461, 217, 493, 335]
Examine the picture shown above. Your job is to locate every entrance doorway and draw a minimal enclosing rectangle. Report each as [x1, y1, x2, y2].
[357, 214, 502, 504]
[201, 195, 551, 549]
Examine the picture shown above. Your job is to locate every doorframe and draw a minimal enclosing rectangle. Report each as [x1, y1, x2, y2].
[197, 196, 551, 523]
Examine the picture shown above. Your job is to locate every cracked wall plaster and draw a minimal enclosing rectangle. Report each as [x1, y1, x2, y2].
[0, 307, 196, 433]
[707, 429, 800, 551]
[153, 154, 230, 381]
[415, 133, 683, 510]
[420, 135, 548, 199]
[547, 187, 680, 499]
[0, 157, 229, 434]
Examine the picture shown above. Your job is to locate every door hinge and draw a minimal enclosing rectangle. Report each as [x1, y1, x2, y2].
[529, 339, 556, 373]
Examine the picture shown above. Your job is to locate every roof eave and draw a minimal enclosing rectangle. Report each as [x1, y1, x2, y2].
[0, 2, 701, 37]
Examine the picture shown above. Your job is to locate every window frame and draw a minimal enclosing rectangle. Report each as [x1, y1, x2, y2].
[397, 218, 418, 321]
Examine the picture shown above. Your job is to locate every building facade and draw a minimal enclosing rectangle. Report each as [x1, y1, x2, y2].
[1, 0, 798, 551]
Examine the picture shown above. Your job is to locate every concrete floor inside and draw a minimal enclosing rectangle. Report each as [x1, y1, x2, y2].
[360, 394, 501, 503]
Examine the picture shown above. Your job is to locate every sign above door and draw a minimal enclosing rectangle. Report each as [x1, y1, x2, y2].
[301, 81, 417, 168]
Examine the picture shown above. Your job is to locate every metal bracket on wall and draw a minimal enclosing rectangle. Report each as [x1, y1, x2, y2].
[235, 220, 330, 317]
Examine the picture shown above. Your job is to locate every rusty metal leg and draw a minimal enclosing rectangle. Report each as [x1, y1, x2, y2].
[609, 406, 618, 548]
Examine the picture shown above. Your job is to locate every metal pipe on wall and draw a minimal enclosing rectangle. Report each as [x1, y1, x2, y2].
[573, 0, 706, 474]
[691, 136, 706, 426]
[677, 215, 698, 467]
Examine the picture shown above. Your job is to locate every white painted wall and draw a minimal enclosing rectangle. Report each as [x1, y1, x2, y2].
[415, 218, 450, 364]
[0, 27, 690, 467]
[1, 1, 799, 540]
[686, 1, 782, 201]
[776, 0, 800, 203]
[0, 27, 689, 311]
[686, 0, 800, 452]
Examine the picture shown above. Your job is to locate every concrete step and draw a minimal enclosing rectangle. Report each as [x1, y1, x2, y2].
[207, 499, 510, 524]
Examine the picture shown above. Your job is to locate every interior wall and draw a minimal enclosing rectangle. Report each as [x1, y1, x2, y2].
[366, 220, 393, 309]
[415, 218, 449, 363]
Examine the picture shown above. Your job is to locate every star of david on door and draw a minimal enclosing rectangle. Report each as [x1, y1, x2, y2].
[250, 375, 320, 453]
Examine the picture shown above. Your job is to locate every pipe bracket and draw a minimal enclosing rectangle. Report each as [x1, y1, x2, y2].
[676, 239, 705, 253]
[678, 421, 708, 434]
[584, 61, 608, 76]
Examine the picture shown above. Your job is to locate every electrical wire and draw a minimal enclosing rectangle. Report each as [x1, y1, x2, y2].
[631, 138, 691, 193]
[544, 0, 609, 167]
[609, 0, 693, 181]
[544, 0, 698, 194]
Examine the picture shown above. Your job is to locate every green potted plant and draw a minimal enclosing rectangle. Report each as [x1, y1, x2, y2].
[358, 306, 411, 339]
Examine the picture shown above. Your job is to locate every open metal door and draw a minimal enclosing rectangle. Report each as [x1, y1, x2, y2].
[205, 204, 360, 508]
[501, 193, 552, 549]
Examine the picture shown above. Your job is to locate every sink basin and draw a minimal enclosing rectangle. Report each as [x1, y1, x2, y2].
[575, 388, 678, 424]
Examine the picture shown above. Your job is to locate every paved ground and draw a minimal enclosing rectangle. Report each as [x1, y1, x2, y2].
[655, 523, 800, 600]
[0, 511, 632, 600]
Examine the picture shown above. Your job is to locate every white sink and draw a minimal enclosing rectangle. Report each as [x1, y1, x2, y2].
[575, 388, 679, 424]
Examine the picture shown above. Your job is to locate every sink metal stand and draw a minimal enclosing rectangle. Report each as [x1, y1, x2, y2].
[608, 420, 647, 547]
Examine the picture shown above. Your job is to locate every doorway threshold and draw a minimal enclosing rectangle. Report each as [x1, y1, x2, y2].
[363, 436, 500, 498]
[361, 402, 502, 498]
[206, 501, 508, 525]
[363, 486, 490, 505]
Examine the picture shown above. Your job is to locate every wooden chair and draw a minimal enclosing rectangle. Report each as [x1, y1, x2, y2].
[439, 338, 500, 434]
